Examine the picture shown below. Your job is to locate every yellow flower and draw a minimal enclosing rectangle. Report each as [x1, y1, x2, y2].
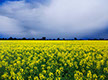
[49, 72, 53, 77]
[60, 67, 64, 72]
[103, 68, 108, 73]
[2, 72, 8, 78]
[93, 74, 98, 79]
[42, 70, 46, 74]
[0, 40, 108, 80]
[56, 69, 61, 76]
[34, 76, 39, 80]
[47, 66, 51, 70]
[34, 67, 37, 70]
[56, 77, 61, 80]
[20, 69, 24, 73]
[100, 75, 105, 80]
[28, 76, 31, 79]
[87, 70, 92, 79]
[64, 63, 67, 66]
[30, 69, 33, 73]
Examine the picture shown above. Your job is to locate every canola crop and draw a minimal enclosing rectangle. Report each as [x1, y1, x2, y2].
[0, 40, 108, 80]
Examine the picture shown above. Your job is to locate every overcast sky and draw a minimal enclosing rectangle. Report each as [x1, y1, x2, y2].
[0, 0, 108, 39]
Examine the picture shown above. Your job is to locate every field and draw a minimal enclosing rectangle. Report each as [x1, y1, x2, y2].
[0, 41, 108, 80]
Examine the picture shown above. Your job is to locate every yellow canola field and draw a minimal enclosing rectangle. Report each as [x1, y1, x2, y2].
[0, 40, 108, 80]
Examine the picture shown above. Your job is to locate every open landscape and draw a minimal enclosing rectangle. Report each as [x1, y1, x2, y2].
[0, 0, 108, 80]
[0, 41, 108, 80]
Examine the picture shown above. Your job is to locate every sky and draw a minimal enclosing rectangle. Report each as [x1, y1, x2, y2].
[0, 0, 108, 39]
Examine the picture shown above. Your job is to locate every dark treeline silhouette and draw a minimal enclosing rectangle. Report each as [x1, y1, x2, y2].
[0, 37, 108, 40]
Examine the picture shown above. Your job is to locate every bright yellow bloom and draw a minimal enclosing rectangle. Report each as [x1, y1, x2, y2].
[0, 40, 108, 80]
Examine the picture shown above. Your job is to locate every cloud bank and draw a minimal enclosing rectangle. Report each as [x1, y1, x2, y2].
[0, 0, 108, 38]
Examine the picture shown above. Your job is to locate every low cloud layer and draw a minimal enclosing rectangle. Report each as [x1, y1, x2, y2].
[0, 0, 108, 38]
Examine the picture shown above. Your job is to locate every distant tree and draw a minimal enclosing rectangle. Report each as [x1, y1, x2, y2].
[63, 38, 65, 40]
[22, 37, 26, 40]
[88, 39, 91, 40]
[8, 37, 13, 40]
[57, 38, 60, 40]
[42, 37, 46, 40]
[32, 38, 35, 40]
[94, 38, 98, 40]
[74, 37, 77, 40]
[99, 38, 104, 40]
[13, 38, 17, 40]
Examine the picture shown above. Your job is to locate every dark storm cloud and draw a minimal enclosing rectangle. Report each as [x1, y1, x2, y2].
[0, 0, 108, 38]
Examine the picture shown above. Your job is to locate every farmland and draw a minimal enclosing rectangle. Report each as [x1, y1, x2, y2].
[0, 41, 108, 80]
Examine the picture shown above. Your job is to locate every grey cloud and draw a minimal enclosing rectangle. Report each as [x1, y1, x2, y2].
[0, 0, 108, 38]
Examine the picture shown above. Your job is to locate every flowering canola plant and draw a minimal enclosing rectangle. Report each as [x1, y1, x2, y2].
[0, 40, 108, 80]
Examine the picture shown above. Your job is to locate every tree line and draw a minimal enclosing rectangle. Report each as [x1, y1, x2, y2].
[0, 37, 107, 40]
